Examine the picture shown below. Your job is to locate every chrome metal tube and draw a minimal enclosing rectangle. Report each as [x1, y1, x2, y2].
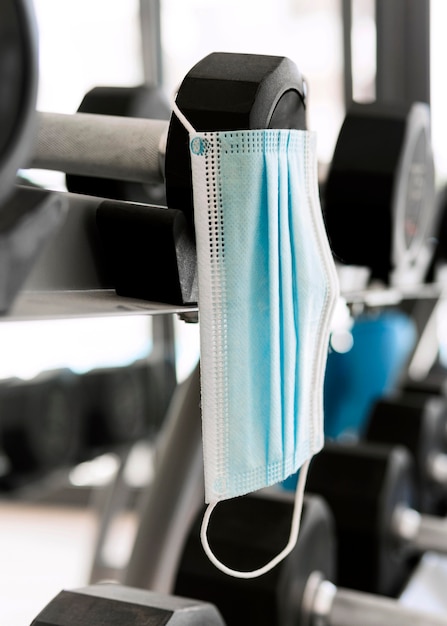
[300, 572, 447, 626]
[303, 572, 447, 626]
[328, 584, 447, 626]
[413, 513, 447, 554]
[393, 506, 447, 554]
[31, 111, 169, 184]
[427, 452, 447, 485]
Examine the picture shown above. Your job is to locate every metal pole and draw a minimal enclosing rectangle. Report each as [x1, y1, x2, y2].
[341, 0, 353, 108]
[375, 0, 430, 106]
[124, 362, 204, 592]
[139, 0, 163, 87]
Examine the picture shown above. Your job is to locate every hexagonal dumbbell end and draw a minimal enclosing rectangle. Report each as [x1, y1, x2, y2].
[30, 583, 226, 625]
[165, 51, 307, 227]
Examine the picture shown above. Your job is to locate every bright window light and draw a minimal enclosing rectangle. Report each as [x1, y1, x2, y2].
[161, 0, 345, 166]
[34, 0, 144, 113]
[351, 0, 376, 103]
[0, 316, 152, 381]
[32, 0, 145, 191]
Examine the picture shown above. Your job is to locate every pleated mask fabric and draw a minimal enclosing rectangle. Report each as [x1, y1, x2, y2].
[175, 104, 339, 578]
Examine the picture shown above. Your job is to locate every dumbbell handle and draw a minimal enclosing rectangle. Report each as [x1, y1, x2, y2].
[427, 451, 447, 485]
[393, 506, 447, 554]
[305, 573, 447, 626]
[31, 111, 169, 184]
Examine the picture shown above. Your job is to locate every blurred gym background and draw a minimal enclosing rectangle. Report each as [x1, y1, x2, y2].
[2, 1, 447, 623]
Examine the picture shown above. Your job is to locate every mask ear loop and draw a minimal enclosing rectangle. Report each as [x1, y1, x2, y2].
[172, 100, 197, 135]
[200, 459, 310, 579]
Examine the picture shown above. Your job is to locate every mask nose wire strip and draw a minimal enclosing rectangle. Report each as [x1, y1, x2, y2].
[200, 459, 310, 579]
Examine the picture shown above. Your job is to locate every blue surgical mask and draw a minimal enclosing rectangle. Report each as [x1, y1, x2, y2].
[174, 104, 339, 578]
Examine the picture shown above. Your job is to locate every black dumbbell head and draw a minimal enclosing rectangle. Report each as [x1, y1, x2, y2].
[175, 493, 335, 626]
[96, 53, 307, 306]
[365, 393, 447, 514]
[30, 583, 226, 625]
[306, 441, 417, 596]
[165, 52, 307, 227]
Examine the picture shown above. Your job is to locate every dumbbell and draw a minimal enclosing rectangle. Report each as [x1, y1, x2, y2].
[29, 52, 307, 305]
[174, 492, 447, 625]
[305, 441, 447, 597]
[30, 583, 226, 625]
[324, 313, 447, 516]
[33, 53, 306, 223]
[65, 85, 171, 205]
[323, 101, 437, 288]
[30, 494, 447, 625]
[364, 391, 447, 515]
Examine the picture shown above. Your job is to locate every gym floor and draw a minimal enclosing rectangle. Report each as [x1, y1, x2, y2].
[0, 500, 97, 625]
[3, 497, 447, 624]
[0, 447, 146, 626]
